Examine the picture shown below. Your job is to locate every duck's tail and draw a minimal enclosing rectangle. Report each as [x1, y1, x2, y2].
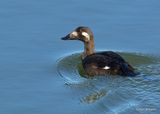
[121, 63, 139, 76]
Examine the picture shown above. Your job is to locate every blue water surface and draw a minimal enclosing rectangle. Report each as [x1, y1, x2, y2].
[0, 0, 160, 114]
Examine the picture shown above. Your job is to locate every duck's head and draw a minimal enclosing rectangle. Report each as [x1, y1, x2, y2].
[61, 26, 94, 42]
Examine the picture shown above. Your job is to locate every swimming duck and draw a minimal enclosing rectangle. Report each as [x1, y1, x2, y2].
[61, 26, 136, 76]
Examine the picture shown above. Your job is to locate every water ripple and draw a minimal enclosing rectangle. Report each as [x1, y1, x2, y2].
[57, 52, 160, 113]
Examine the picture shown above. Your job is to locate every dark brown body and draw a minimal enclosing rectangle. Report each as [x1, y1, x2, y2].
[82, 51, 135, 76]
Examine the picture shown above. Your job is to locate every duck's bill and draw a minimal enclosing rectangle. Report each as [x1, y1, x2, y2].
[61, 34, 70, 40]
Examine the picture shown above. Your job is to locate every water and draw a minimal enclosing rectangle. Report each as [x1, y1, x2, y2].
[0, 0, 160, 114]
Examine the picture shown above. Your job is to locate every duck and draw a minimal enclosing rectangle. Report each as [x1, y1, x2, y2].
[61, 26, 136, 76]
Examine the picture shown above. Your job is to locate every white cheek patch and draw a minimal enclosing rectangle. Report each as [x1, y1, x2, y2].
[71, 31, 78, 37]
[82, 32, 90, 41]
[102, 66, 110, 70]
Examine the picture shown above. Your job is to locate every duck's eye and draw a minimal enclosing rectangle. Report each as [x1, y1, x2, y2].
[82, 32, 90, 41]
[70, 31, 78, 38]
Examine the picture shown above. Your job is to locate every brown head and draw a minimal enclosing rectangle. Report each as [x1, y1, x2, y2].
[61, 26, 94, 43]
[61, 26, 95, 58]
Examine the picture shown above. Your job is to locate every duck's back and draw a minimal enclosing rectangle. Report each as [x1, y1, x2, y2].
[82, 51, 136, 76]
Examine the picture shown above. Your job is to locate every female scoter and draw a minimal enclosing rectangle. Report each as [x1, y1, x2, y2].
[61, 26, 136, 76]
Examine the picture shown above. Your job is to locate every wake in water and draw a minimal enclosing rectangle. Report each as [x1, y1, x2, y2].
[57, 52, 160, 113]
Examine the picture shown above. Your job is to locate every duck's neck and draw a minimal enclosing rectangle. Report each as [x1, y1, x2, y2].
[82, 38, 94, 59]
